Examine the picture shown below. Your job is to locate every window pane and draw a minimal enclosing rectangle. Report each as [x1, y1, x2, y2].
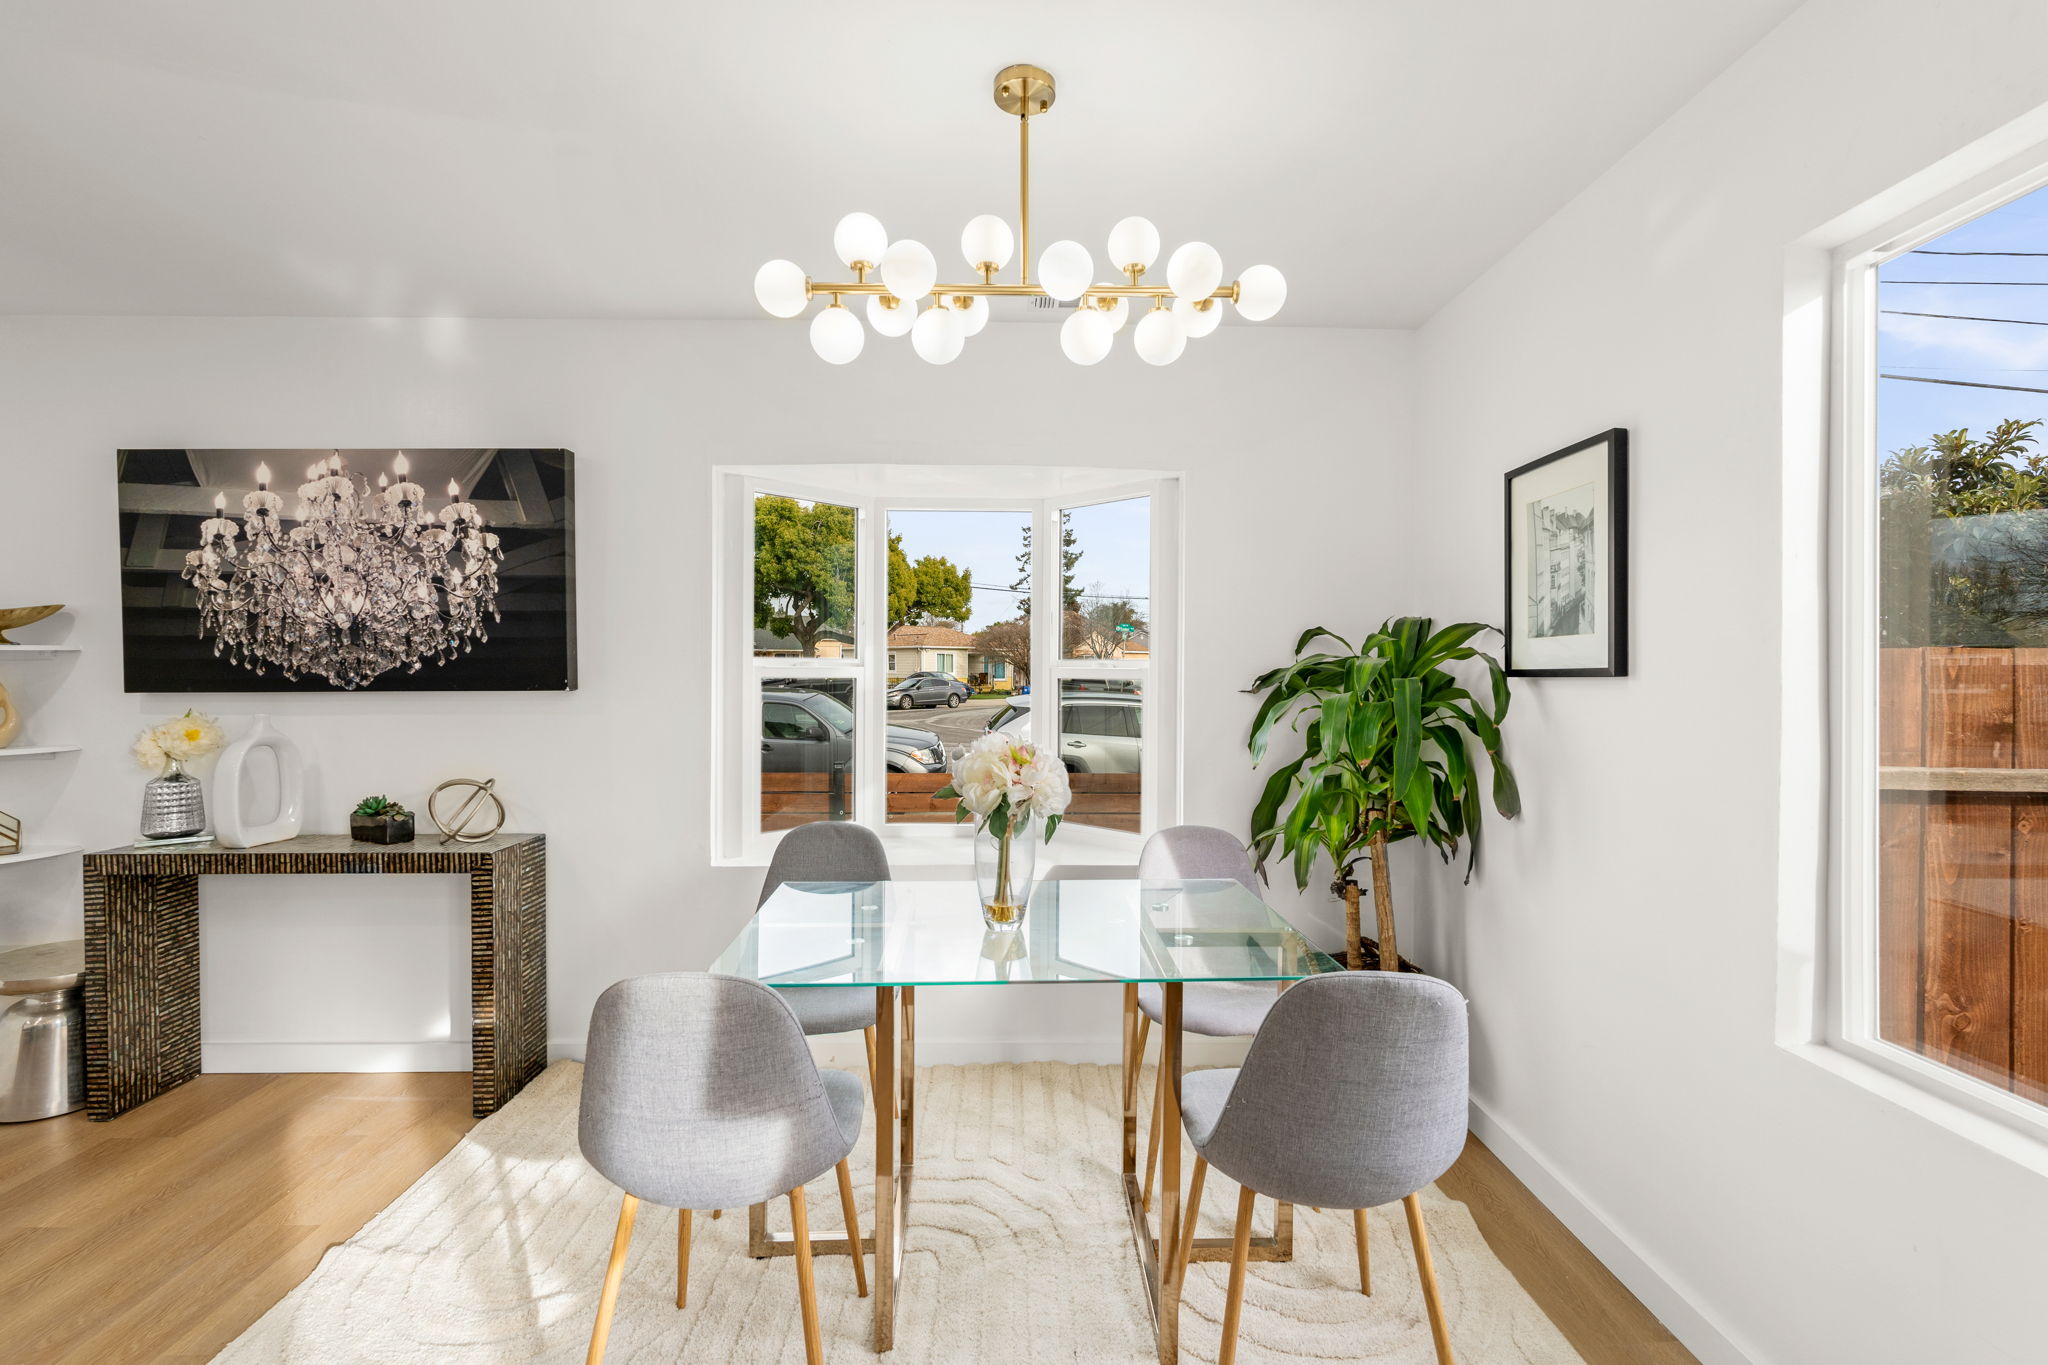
[1058, 678, 1141, 832]
[886, 508, 1028, 824]
[754, 493, 857, 659]
[759, 678, 856, 828]
[1061, 497, 1150, 659]
[1874, 187, 2048, 1106]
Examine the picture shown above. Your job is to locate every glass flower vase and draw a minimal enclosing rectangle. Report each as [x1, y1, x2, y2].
[976, 820, 1038, 931]
[140, 756, 207, 840]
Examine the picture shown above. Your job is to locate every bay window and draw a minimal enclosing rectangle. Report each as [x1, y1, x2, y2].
[715, 466, 1178, 862]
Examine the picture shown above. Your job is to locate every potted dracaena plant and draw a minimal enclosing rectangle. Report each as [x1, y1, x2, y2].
[1247, 617, 1521, 972]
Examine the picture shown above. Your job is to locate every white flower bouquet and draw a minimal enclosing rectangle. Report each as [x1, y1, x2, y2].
[936, 731, 1071, 926]
[132, 710, 227, 771]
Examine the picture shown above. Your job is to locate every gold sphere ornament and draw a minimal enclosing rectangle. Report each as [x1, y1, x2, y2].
[428, 777, 506, 845]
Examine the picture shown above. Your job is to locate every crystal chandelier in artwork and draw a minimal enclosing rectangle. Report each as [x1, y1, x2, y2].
[182, 451, 503, 689]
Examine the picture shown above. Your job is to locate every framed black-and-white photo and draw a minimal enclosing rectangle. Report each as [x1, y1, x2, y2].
[1504, 428, 1628, 677]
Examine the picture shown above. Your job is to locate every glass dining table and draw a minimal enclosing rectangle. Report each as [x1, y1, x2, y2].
[707, 875, 1344, 1364]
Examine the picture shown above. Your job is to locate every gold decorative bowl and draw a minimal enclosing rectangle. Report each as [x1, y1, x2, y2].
[0, 604, 62, 645]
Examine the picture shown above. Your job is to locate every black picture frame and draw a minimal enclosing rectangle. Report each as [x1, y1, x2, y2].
[1503, 428, 1628, 677]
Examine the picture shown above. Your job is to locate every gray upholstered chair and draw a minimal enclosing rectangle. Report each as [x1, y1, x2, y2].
[578, 973, 867, 1365]
[761, 822, 890, 1079]
[1130, 824, 1278, 1210]
[1173, 971, 1468, 1365]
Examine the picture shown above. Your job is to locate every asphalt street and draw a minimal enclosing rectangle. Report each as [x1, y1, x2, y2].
[890, 695, 1008, 757]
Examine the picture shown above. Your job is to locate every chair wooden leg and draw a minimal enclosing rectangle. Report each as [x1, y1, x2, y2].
[790, 1186, 824, 1365]
[1403, 1193, 1454, 1364]
[1173, 1156, 1208, 1279]
[864, 1026, 877, 1090]
[711, 1208, 721, 1219]
[585, 1193, 639, 1365]
[1142, 1058, 1165, 1211]
[677, 1208, 693, 1308]
[1352, 1207, 1371, 1295]
[1127, 1013, 1151, 1110]
[836, 1157, 869, 1298]
[1219, 1185, 1257, 1365]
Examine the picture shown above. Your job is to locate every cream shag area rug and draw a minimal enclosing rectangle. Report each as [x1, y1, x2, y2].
[214, 1062, 1582, 1364]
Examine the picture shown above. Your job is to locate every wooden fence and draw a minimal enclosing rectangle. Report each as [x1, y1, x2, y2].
[1880, 647, 2048, 1103]
[762, 770, 1142, 833]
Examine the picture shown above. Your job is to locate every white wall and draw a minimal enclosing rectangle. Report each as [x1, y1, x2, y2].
[1405, 2, 2048, 1362]
[0, 317, 1412, 1068]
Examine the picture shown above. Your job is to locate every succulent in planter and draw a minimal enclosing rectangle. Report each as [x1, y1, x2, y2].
[350, 795, 416, 845]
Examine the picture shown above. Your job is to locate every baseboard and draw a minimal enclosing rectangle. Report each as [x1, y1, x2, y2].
[203, 1041, 472, 1073]
[1466, 1098, 1765, 1365]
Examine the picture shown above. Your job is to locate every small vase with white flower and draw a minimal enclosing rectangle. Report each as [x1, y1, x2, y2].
[133, 710, 227, 840]
[935, 732, 1072, 930]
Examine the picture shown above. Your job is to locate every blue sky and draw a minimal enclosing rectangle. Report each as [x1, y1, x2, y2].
[1878, 183, 2048, 459]
[889, 496, 1151, 630]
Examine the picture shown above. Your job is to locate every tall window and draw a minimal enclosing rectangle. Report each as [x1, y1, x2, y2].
[716, 468, 1177, 861]
[1842, 175, 2048, 1124]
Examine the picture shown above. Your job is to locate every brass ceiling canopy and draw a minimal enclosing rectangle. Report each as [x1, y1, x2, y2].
[753, 64, 1287, 366]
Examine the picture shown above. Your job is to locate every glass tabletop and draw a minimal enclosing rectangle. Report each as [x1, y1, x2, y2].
[708, 878, 1343, 987]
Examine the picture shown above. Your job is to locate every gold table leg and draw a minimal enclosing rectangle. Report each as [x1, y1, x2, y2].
[1157, 982, 1183, 1365]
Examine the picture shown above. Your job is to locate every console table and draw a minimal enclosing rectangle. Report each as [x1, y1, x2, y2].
[82, 832, 546, 1121]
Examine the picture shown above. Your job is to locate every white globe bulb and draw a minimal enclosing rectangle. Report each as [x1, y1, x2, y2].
[960, 294, 990, 336]
[867, 294, 916, 338]
[753, 259, 809, 318]
[1061, 309, 1114, 366]
[1235, 264, 1287, 322]
[960, 215, 1015, 272]
[911, 305, 965, 365]
[1099, 296, 1129, 334]
[833, 212, 887, 269]
[1174, 296, 1223, 339]
[1166, 241, 1223, 302]
[1106, 216, 1161, 272]
[1036, 239, 1094, 302]
[809, 305, 864, 364]
[880, 239, 937, 303]
[1134, 308, 1187, 366]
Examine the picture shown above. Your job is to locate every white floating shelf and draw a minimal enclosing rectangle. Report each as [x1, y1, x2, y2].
[0, 746, 80, 760]
[0, 644, 80, 658]
[0, 845, 83, 868]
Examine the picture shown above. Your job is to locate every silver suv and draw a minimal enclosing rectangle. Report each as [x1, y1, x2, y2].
[984, 693, 1140, 773]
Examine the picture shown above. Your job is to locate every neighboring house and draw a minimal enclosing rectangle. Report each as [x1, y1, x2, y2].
[886, 623, 1013, 690]
[753, 628, 852, 658]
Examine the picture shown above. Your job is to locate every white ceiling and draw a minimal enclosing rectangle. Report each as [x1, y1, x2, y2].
[0, 1, 1802, 328]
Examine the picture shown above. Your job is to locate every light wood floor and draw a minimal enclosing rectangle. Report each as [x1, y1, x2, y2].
[0, 1072, 1692, 1365]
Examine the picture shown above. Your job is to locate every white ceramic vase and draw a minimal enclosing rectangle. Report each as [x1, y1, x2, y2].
[211, 715, 304, 848]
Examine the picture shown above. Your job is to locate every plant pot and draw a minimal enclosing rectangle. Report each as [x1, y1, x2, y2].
[350, 814, 415, 844]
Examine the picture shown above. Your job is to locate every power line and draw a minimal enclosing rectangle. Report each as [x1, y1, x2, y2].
[1882, 308, 2048, 327]
[1880, 372, 2048, 395]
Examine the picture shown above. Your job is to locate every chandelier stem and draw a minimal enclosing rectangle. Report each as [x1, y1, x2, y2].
[1018, 110, 1031, 286]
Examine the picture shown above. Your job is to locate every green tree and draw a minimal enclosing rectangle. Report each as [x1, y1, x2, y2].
[754, 496, 855, 655]
[1013, 518, 1083, 615]
[887, 534, 974, 628]
[1879, 418, 2048, 645]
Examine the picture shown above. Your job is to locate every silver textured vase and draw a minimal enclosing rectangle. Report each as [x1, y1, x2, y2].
[140, 757, 206, 839]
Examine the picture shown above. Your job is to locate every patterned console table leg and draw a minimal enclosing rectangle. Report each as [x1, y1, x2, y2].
[470, 836, 547, 1117]
[83, 872, 202, 1121]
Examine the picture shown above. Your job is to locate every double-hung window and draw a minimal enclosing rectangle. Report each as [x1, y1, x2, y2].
[715, 466, 1178, 862]
[1834, 165, 2048, 1134]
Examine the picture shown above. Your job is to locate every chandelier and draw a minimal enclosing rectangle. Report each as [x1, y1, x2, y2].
[754, 64, 1286, 367]
[182, 452, 503, 689]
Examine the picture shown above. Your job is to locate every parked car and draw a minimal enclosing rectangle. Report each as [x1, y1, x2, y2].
[888, 671, 972, 709]
[984, 692, 1141, 773]
[762, 688, 948, 776]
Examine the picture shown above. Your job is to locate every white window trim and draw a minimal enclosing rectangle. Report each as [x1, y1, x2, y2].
[713, 466, 1180, 866]
[1823, 143, 2048, 1153]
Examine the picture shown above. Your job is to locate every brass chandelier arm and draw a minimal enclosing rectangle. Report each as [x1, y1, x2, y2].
[805, 279, 1242, 302]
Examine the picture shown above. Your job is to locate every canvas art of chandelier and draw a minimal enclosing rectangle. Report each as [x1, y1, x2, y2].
[754, 64, 1286, 366]
[182, 452, 503, 689]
